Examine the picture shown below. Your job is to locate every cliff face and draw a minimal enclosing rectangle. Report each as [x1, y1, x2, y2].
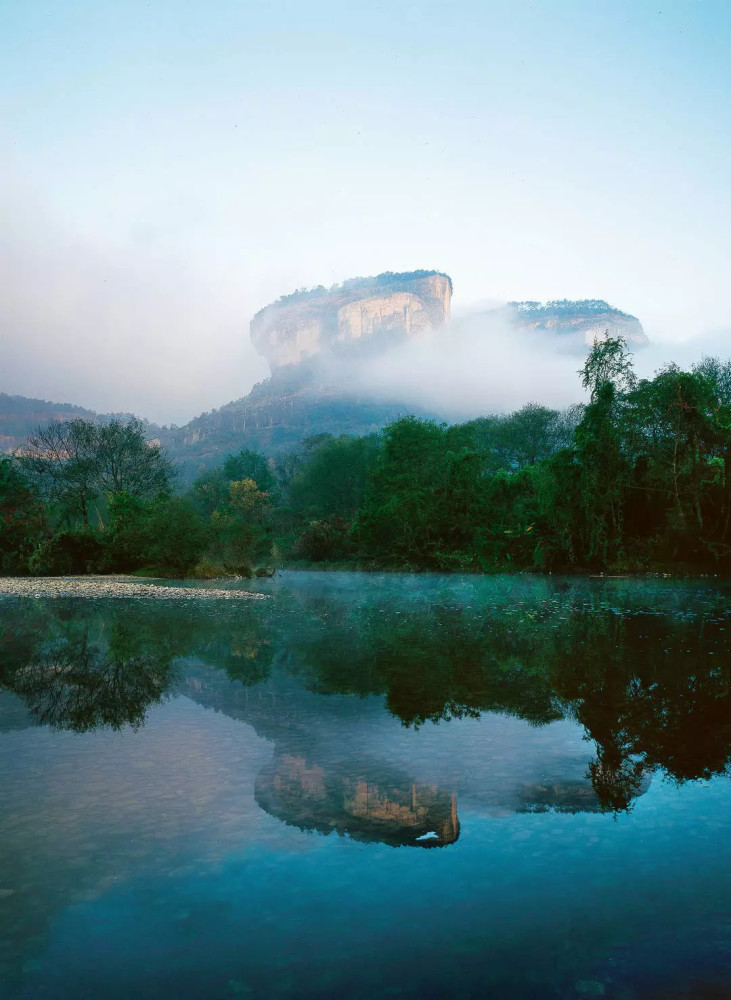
[509, 300, 648, 347]
[251, 271, 452, 370]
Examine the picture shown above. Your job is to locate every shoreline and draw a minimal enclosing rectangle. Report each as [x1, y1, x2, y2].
[0, 577, 269, 600]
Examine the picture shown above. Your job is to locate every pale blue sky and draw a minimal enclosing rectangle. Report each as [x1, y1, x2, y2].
[1, 0, 729, 422]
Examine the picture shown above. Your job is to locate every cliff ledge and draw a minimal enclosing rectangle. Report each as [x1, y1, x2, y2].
[251, 270, 452, 370]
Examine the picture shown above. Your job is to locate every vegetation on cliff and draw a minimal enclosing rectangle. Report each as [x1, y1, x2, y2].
[254, 270, 453, 318]
[509, 299, 633, 319]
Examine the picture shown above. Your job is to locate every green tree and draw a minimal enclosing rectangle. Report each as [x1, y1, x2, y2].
[96, 418, 174, 498]
[354, 418, 485, 568]
[223, 448, 277, 493]
[580, 334, 637, 402]
[289, 434, 381, 521]
[20, 417, 173, 530]
[0, 458, 47, 573]
[141, 496, 208, 575]
[209, 478, 274, 572]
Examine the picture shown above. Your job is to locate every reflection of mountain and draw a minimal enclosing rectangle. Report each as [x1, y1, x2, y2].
[256, 753, 460, 848]
[180, 663, 631, 842]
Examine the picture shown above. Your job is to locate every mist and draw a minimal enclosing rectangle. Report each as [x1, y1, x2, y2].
[324, 311, 731, 423]
[332, 311, 596, 420]
[0, 189, 268, 426]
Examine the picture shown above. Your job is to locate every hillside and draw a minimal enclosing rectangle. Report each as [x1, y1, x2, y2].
[508, 299, 648, 346]
[0, 394, 158, 455]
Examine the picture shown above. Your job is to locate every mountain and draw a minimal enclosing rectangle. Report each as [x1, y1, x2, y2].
[2, 273, 648, 478]
[0, 393, 159, 455]
[507, 299, 648, 347]
[157, 279, 647, 477]
[251, 270, 452, 369]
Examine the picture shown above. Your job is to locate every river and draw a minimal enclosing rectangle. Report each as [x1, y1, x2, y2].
[1, 572, 731, 999]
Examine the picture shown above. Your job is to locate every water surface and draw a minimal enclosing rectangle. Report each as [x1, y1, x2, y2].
[2, 572, 731, 999]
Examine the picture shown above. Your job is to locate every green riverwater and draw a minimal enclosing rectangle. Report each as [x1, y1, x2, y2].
[2, 572, 731, 999]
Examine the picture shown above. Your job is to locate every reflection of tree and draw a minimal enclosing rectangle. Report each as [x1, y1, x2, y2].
[541, 606, 731, 811]
[282, 599, 562, 728]
[278, 582, 731, 813]
[3, 580, 731, 815]
[12, 643, 169, 732]
[0, 600, 277, 733]
[3, 622, 177, 732]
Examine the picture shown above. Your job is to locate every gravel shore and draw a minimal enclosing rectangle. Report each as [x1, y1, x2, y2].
[0, 577, 269, 600]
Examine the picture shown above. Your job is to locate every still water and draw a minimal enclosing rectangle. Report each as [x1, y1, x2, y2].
[2, 572, 731, 999]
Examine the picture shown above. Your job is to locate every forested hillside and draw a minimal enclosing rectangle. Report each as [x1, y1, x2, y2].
[4, 338, 731, 578]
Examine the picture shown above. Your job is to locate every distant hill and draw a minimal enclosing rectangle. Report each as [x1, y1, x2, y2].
[157, 360, 436, 480]
[507, 299, 647, 346]
[0, 393, 159, 456]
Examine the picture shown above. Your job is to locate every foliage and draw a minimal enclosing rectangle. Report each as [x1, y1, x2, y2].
[223, 449, 277, 493]
[8, 338, 731, 578]
[19, 417, 173, 529]
[509, 299, 632, 319]
[0, 458, 47, 573]
[254, 270, 452, 316]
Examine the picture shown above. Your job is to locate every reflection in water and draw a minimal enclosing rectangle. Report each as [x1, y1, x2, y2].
[10, 635, 174, 732]
[256, 753, 460, 847]
[2, 576, 731, 998]
[3, 576, 731, 820]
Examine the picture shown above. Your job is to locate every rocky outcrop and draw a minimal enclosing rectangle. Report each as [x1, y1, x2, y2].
[509, 299, 648, 347]
[251, 271, 452, 370]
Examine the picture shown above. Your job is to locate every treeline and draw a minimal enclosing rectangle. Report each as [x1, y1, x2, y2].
[276, 338, 731, 573]
[509, 299, 630, 318]
[3, 338, 731, 576]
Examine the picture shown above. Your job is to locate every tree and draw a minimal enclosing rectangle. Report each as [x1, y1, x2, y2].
[209, 479, 274, 571]
[627, 365, 731, 562]
[0, 458, 47, 573]
[96, 418, 174, 497]
[21, 419, 100, 528]
[19, 418, 174, 529]
[580, 335, 636, 402]
[140, 496, 208, 574]
[222, 448, 277, 493]
[288, 434, 381, 521]
[354, 418, 485, 568]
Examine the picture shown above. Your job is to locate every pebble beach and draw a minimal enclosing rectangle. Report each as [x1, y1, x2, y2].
[0, 577, 269, 600]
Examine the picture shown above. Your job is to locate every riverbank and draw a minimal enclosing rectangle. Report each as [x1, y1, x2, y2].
[0, 577, 269, 600]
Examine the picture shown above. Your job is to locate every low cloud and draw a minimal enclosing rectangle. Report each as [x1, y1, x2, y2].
[332, 312, 731, 421]
[341, 311, 592, 419]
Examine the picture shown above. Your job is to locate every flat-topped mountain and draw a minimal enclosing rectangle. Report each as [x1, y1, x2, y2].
[509, 299, 648, 347]
[251, 270, 452, 369]
[1, 275, 649, 478]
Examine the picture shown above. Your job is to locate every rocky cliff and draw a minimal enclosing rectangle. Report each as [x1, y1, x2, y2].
[251, 270, 452, 370]
[508, 299, 648, 347]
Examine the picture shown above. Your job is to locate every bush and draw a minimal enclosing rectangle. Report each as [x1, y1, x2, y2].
[29, 531, 105, 576]
[292, 516, 352, 562]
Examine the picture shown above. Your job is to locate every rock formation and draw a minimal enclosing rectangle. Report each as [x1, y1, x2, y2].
[251, 270, 452, 370]
[509, 299, 648, 347]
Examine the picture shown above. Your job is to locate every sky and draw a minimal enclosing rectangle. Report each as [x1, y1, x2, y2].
[1, 0, 730, 424]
